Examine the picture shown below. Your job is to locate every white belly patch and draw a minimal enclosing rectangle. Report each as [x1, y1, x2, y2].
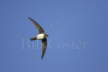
[37, 34, 45, 40]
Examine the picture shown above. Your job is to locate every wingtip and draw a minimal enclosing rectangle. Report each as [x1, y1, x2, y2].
[28, 17, 32, 20]
[41, 55, 44, 60]
[28, 17, 35, 23]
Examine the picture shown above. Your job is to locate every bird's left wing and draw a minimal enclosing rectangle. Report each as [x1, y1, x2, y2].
[28, 17, 45, 33]
[41, 38, 47, 59]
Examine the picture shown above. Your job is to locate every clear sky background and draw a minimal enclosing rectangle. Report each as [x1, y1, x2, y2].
[0, 0, 108, 72]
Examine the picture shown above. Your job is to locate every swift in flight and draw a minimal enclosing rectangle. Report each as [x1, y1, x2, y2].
[28, 17, 48, 59]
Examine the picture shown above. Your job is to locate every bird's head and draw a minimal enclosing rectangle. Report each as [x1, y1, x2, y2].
[45, 33, 48, 38]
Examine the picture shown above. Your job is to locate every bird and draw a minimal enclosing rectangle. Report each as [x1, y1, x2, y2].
[28, 17, 48, 59]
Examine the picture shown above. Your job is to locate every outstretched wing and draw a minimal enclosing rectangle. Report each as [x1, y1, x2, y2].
[28, 17, 45, 33]
[41, 38, 47, 59]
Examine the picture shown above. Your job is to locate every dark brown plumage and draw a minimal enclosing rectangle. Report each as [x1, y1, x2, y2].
[28, 17, 48, 59]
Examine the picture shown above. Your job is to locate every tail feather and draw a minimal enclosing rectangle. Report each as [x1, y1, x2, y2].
[30, 37, 37, 41]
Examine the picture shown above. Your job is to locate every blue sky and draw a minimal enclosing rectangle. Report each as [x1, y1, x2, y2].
[0, 0, 108, 72]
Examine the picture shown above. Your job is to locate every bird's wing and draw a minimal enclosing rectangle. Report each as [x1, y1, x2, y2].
[28, 17, 45, 33]
[41, 38, 47, 59]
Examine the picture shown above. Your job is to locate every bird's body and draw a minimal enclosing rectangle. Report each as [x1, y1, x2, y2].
[36, 33, 48, 40]
[28, 17, 48, 59]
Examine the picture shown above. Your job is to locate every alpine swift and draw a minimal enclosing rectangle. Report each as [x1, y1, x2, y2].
[28, 17, 48, 59]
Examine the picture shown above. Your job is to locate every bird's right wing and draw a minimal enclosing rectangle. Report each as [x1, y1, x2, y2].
[28, 17, 45, 33]
[41, 38, 47, 59]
